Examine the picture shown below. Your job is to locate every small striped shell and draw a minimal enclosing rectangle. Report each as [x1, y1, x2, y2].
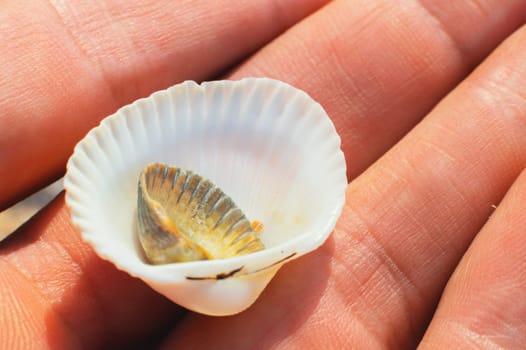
[137, 163, 265, 264]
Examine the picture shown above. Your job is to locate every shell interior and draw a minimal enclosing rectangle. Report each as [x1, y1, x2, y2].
[137, 163, 265, 264]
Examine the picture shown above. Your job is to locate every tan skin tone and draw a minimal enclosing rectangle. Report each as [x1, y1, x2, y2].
[1, 0, 526, 348]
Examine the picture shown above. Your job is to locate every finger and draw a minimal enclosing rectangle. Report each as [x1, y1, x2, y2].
[419, 170, 526, 349]
[160, 1, 526, 349]
[0, 194, 183, 348]
[332, 25, 526, 346]
[0, 0, 327, 209]
[230, 0, 526, 180]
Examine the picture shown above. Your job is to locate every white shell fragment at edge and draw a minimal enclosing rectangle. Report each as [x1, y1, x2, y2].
[64, 78, 347, 316]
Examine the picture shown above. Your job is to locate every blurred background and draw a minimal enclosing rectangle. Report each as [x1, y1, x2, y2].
[0, 180, 63, 241]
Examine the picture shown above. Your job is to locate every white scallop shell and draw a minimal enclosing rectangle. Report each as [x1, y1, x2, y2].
[64, 78, 346, 316]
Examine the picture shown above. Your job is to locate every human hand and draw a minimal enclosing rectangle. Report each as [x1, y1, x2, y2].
[1, 1, 526, 348]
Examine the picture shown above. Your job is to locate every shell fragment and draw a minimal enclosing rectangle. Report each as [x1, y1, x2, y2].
[137, 163, 265, 264]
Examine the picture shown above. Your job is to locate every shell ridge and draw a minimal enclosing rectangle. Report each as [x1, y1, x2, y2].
[106, 117, 128, 171]
[235, 240, 260, 255]
[189, 181, 213, 221]
[120, 112, 139, 164]
[67, 159, 93, 190]
[187, 174, 203, 204]
[151, 164, 160, 189]
[223, 215, 246, 237]
[170, 168, 181, 190]
[212, 205, 235, 230]
[206, 194, 225, 218]
[160, 164, 170, 188]
[175, 171, 190, 205]
[151, 96, 165, 157]
[218, 209, 244, 237]
[133, 103, 151, 156]
[229, 224, 255, 245]
[197, 182, 214, 211]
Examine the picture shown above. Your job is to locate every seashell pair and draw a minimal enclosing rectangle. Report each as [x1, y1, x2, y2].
[64, 78, 346, 316]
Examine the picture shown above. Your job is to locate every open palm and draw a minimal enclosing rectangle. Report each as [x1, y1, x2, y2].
[1, 1, 526, 348]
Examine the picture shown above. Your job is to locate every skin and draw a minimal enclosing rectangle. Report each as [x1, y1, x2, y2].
[1, 0, 526, 348]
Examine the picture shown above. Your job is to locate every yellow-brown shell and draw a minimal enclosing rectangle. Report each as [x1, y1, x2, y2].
[137, 163, 265, 264]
